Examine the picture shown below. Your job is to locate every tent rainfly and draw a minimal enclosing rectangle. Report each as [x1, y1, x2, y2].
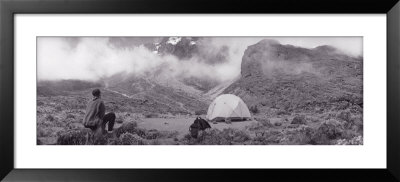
[206, 94, 251, 121]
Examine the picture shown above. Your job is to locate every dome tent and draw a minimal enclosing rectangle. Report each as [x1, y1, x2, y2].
[206, 94, 252, 122]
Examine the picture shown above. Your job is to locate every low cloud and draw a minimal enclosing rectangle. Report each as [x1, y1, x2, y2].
[37, 37, 362, 82]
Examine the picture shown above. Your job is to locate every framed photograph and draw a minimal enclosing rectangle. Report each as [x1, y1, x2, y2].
[1, 0, 399, 181]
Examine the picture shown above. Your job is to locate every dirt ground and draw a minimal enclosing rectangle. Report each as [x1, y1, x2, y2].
[136, 117, 257, 138]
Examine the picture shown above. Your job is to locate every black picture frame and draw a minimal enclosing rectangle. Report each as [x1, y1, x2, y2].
[1, 0, 399, 181]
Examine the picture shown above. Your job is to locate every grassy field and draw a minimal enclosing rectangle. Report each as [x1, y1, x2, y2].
[37, 91, 363, 145]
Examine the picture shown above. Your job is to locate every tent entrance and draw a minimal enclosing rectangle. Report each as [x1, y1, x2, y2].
[209, 117, 251, 122]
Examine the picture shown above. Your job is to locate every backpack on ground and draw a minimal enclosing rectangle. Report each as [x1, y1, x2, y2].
[197, 117, 211, 130]
[189, 120, 200, 138]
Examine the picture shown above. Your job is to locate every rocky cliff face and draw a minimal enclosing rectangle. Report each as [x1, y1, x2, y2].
[241, 39, 280, 77]
[224, 39, 363, 115]
[145, 37, 230, 65]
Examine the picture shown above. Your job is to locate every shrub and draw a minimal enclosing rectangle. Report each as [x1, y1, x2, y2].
[349, 104, 363, 114]
[307, 116, 321, 123]
[291, 115, 307, 125]
[144, 113, 158, 118]
[148, 139, 161, 145]
[220, 128, 251, 144]
[45, 114, 55, 122]
[249, 105, 259, 114]
[182, 133, 193, 142]
[336, 135, 363, 145]
[281, 125, 314, 145]
[119, 133, 146, 145]
[336, 110, 351, 123]
[108, 137, 122, 145]
[311, 119, 343, 145]
[151, 130, 179, 139]
[251, 130, 283, 145]
[66, 114, 75, 119]
[246, 122, 264, 131]
[67, 122, 84, 130]
[56, 128, 91, 145]
[92, 134, 109, 145]
[341, 128, 359, 140]
[114, 121, 139, 137]
[57, 128, 119, 145]
[197, 129, 229, 145]
[183, 128, 251, 145]
[253, 117, 273, 127]
[37, 127, 53, 137]
[259, 118, 273, 127]
[246, 118, 274, 132]
[55, 105, 62, 112]
[145, 129, 161, 140]
[194, 110, 207, 115]
[276, 110, 289, 115]
[37, 101, 44, 106]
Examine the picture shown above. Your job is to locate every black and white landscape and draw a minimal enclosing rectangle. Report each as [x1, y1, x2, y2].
[37, 37, 363, 145]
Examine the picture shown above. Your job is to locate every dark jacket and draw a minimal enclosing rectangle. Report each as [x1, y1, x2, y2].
[83, 97, 105, 128]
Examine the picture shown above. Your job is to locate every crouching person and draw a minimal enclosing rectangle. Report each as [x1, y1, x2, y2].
[83, 89, 116, 137]
[189, 117, 211, 138]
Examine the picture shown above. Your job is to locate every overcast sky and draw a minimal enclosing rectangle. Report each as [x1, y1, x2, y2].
[37, 37, 362, 81]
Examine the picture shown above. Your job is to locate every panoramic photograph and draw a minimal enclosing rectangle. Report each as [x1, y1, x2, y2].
[36, 36, 363, 145]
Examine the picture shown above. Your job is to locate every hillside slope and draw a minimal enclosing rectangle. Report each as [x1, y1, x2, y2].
[223, 39, 363, 116]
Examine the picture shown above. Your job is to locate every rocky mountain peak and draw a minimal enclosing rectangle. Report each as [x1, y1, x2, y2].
[240, 39, 284, 78]
[240, 39, 358, 78]
[146, 37, 198, 59]
[255, 39, 280, 46]
[313, 45, 338, 55]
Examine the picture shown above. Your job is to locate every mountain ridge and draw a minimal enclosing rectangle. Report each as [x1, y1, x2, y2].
[38, 38, 362, 116]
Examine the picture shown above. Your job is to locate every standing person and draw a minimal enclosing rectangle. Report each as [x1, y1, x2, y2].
[83, 89, 116, 135]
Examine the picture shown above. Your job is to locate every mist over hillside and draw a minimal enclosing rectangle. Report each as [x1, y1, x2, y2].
[37, 37, 251, 83]
[37, 37, 362, 115]
[37, 37, 362, 82]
